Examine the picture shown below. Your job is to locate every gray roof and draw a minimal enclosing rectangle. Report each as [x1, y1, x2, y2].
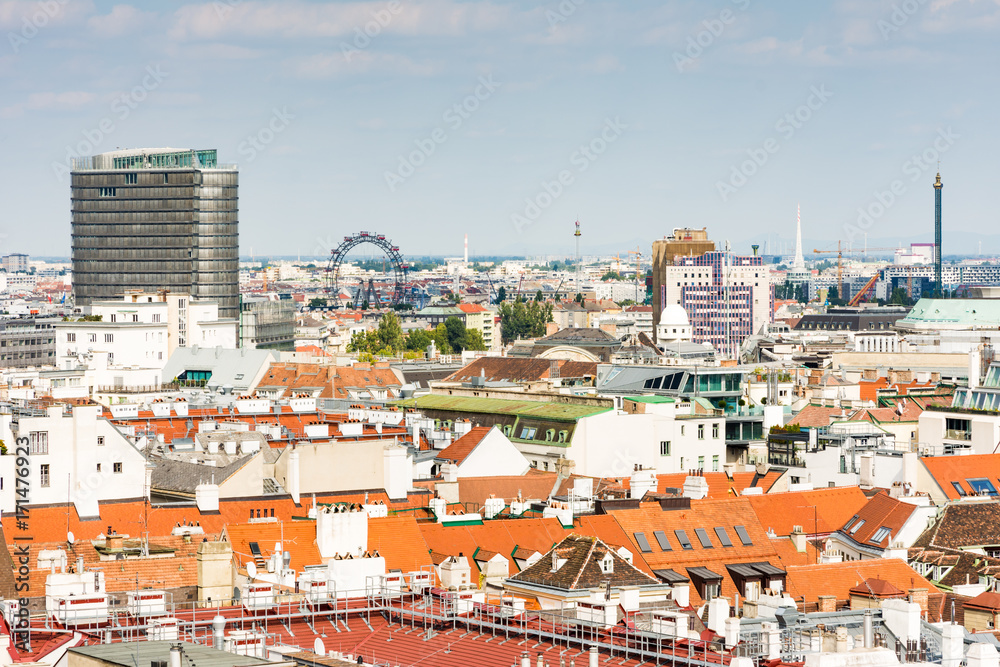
[70, 641, 272, 667]
[150, 452, 256, 495]
[162, 346, 276, 392]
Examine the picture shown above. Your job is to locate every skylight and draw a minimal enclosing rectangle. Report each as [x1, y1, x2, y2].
[849, 519, 866, 534]
[674, 530, 693, 550]
[653, 530, 672, 551]
[734, 525, 753, 546]
[967, 478, 998, 496]
[714, 527, 733, 547]
[870, 527, 891, 544]
[633, 532, 653, 553]
[694, 528, 714, 548]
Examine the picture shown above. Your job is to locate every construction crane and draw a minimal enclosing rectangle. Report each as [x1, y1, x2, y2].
[813, 243, 900, 302]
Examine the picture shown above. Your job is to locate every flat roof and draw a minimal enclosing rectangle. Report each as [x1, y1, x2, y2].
[625, 396, 675, 404]
[70, 641, 272, 667]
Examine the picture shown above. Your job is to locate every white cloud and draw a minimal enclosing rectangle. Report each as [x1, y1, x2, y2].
[288, 50, 441, 79]
[87, 4, 155, 38]
[0, 91, 96, 118]
[0, 0, 93, 30]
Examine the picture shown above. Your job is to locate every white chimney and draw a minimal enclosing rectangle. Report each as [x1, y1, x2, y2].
[287, 447, 300, 505]
[195, 483, 219, 513]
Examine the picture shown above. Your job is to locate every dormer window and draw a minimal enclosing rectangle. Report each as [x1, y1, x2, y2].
[599, 553, 614, 574]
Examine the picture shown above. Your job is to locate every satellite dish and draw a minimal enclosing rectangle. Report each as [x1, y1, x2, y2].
[313, 638, 325, 656]
[67, 531, 75, 545]
[246, 562, 257, 579]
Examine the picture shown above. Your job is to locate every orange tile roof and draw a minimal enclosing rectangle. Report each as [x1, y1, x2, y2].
[457, 303, 488, 313]
[225, 520, 323, 572]
[784, 559, 934, 604]
[368, 516, 433, 574]
[645, 471, 784, 499]
[418, 518, 573, 576]
[788, 405, 852, 428]
[921, 454, 1000, 500]
[435, 426, 492, 465]
[748, 487, 869, 536]
[605, 499, 783, 606]
[835, 491, 919, 548]
[858, 378, 939, 402]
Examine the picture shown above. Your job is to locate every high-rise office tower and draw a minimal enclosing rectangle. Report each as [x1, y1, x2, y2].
[71, 148, 239, 318]
[934, 172, 943, 296]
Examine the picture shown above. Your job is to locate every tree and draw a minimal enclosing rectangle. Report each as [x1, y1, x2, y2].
[308, 297, 327, 309]
[498, 300, 553, 345]
[495, 286, 507, 303]
[889, 287, 911, 306]
[465, 328, 487, 351]
[827, 285, 840, 305]
[405, 328, 433, 352]
[601, 270, 624, 281]
[347, 330, 378, 355]
[574, 293, 584, 303]
[535, 289, 544, 302]
[376, 311, 404, 354]
[431, 323, 452, 353]
[444, 316, 468, 352]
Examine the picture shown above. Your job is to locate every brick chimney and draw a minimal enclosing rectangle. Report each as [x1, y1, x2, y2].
[818, 595, 837, 613]
[908, 588, 928, 615]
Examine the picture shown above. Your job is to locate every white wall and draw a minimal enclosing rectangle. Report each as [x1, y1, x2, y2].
[0, 405, 147, 515]
[454, 427, 530, 478]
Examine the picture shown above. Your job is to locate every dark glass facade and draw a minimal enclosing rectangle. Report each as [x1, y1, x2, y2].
[71, 149, 239, 318]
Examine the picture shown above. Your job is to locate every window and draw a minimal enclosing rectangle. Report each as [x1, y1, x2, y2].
[712, 423, 719, 439]
[697, 456, 705, 470]
[714, 527, 733, 547]
[66, 332, 76, 342]
[40, 464, 49, 487]
[734, 525, 753, 546]
[152, 313, 161, 323]
[98, 187, 116, 196]
[660, 440, 671, 456]
[88, 333, 96, 343]
[113, 462, 122, 474]
[97, 436, 105, 446]
[698, 424, 704, 440]
[96, 463, 101, 472]
[712, 455, 719, 472]
[633, 532, 653, 553]
[125, 173, 137, 184]
[29, 431, 48, 455]
[110, 314, 116, 322]
[132, 314, 138, 322]
[849, 519, 866, 534]
[844, 516, 858, 530]
[104, 334, 113, 343]
[653, 530, 672, 551]
[694, 528, 714, 548]
[674, 530, 693, 550]
[951, 481, 967, 497]
[519, 427, 536, 439]
[870, 527, 892, 544]
[968, 478, 998, 496]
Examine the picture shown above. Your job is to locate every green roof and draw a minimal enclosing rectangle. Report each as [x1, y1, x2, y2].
[625, 395, 675, 404]
[396, 394, 610, 422]
[70, 642, 270, 667]
[899, 299, 1000, 327]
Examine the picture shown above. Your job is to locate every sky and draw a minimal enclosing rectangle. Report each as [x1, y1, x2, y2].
[0, 0, 998, 261]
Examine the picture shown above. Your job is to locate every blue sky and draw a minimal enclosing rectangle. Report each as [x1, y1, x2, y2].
[0, 0, 997, 260]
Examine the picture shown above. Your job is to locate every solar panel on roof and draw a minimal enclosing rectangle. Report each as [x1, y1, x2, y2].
[653, 530, 672, 551]
[694, 528, 714, 548]
[674, 530, 693, 550]
[714, 527, 733, 547]
[634, 532, 653, 553]
[734, 525, 753, 546]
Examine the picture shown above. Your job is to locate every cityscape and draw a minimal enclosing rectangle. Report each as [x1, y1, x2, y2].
[3, 2, 1000, 667]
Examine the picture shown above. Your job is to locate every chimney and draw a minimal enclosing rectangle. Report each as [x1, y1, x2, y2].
[790, 525, 807, 553]
[818, 596, 837, 613]
[169, 645, 182, 667]
[908, 588, 928, 615]
[287, 447, 301, 505]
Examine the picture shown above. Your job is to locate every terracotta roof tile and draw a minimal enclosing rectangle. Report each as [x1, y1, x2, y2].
[748, 487, 869, 536]
[435, 426, 492, 465]
[921, 454, 1000, 500]
[784, 559, 934, 604]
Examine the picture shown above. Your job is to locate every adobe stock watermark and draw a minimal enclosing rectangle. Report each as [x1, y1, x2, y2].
[511, 117, 627, 234]
[213, 0, 243, 20]
[383, 74, 501, 192]
[546, 0, 585, 28]
[877, 0, 929, 40]
[673, 0, 750, 73]
[238, 108, 294, 162]
[716, 84, 832, 202]
[844, 127, 958, 244]
[341, 1, 403, 62]
[51, 65, 168, 182]
[8, 0, 70, 53]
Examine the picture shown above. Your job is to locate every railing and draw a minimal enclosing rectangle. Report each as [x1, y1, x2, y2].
[944, 429, 972, 441]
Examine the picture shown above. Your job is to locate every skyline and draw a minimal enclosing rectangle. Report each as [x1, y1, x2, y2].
[1, 0, 998, 258]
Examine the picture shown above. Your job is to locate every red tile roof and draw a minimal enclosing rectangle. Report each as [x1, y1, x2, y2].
[748, 487, 869, 536]
[836, 491, 919, 548]
[788, 405, 853, 428]
[435, 426, 492, 465]
[641, 471, 785, 499]
[784, 559, 935, 605]
[921, 454, 1000, 500]
[418, 518, 573, 576]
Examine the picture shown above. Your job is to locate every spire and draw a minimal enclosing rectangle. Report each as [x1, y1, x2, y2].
[792, 203, 805, 270]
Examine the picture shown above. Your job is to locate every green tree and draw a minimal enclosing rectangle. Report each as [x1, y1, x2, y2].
[308, 297, 327, 308]
[827, 285, 840, 305]
[465, 328, 487, 351]
[889, 287, 911, 306]
[376, 311, 404, 354]
[405, 328, 433, 352]
[495, 286, 507, 303]
[574, 293, 584, 304]
[444, 316, 468, 352]
[498, 299, 554, 345]
[535, 289, 544, 302]
[431, 323, 452, 354]
[347, 330, 378, 355]
[601, 270, 624, 281]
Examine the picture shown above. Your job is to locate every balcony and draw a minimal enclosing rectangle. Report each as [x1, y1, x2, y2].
[944, 429, 972, 441]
